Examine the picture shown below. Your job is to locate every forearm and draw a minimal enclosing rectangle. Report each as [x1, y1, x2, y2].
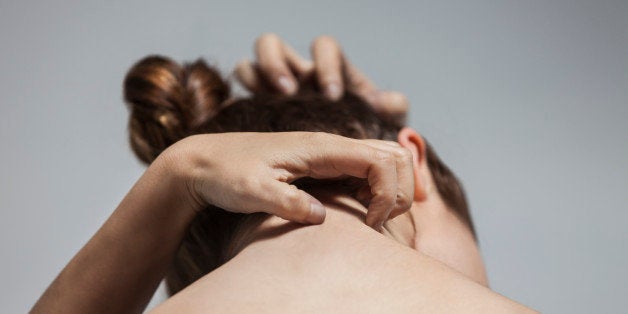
[31, 153, 200, 314]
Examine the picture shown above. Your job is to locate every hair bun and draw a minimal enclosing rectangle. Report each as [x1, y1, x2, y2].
[124, 55, 230, 164]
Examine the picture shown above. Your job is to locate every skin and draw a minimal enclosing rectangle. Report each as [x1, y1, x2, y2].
[30, 132, 414, 313]
[149, 128, 533, 313]
[235, 33, 409, 122]
[150, 195, 529, 314]
[31, 34, 537, 313]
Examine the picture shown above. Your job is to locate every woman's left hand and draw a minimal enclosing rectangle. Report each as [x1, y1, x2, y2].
[165, 131, 414, 228]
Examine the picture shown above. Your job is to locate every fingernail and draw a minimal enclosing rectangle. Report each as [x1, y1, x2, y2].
[309, 199, 326, 223]
[278, 76, 296, 94]
[325, 83, 341, 100]
[376, 221, 384, 232]
[365, 215, 377, 229]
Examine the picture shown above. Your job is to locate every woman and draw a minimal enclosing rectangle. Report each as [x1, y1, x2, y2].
[32, 34, 536, 313]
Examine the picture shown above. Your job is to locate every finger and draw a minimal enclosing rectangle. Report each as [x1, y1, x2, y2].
[344, 61, 378, 101]
[371, 90, 409, 117]
[364, 151, 398, 229]
[299, 133, 399, 228]
[259, 180, 326, 224]
[284, 44, 314, 79]
[311, 35, 344, 100]
[234, 59, 264, 93]
[255, 33, 298, 95]
[361, 140, 414, 220]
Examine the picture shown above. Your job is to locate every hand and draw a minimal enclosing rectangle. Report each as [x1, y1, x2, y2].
[165, 132, 414, 229]
[234, 33, 409, 122]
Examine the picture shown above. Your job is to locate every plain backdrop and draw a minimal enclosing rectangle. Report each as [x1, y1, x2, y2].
[1, 0, 626, 313]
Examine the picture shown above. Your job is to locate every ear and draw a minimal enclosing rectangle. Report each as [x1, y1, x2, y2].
[397, 127, 428, 202]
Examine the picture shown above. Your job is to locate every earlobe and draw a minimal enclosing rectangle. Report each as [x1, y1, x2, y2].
[397, 127, 428, 202]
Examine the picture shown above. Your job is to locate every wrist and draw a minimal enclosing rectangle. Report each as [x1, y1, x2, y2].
[152, 139, 208, 218]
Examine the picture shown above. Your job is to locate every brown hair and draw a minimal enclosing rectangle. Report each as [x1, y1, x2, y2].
[123, 55, 474, 295]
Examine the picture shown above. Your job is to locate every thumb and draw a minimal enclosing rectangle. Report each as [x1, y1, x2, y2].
[258, 180, 326, 224]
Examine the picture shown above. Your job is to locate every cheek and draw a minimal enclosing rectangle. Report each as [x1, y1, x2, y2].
[416, 217, 488, 286]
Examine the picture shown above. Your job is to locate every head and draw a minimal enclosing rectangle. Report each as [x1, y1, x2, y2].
[124, 56, 484, 295]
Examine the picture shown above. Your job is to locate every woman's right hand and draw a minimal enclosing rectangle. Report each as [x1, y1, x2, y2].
[163, 132, 414, 229]
[234, 33, 409, 123]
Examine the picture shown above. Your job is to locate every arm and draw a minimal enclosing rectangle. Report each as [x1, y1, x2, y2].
[31, 152, 199, 313]
[31, 132, 414, 313]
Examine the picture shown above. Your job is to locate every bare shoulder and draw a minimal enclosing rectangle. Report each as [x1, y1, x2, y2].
[149, 243, 537, 314]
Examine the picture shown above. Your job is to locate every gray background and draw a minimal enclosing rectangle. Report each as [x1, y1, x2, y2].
[1, 0, 626, 313]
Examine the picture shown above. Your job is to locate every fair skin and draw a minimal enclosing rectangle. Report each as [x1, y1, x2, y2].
[233, 34, 489, 285]
[149, 128, 522, 314]
[235, 33, 409, 122]
[32, 34, 536, 313]
[31, 132, 414, 313]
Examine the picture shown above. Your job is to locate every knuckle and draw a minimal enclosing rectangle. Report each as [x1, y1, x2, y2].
[281, 186, 308, 220]
[302, 131, 326, 145]
[401, 147, 413, 160]
[373, 149, 395, 165]
[312, 35, 338, 48]
[240, 176, 261, 191]
[371, 181, 396, 201]
[283, 185, 301, 203]
[390, 147, 405, 158]
[373, 191, 396, 210]
[370, 185, 382, 196]
[395, 147, 413, 161]
[396, 191, 412, 210]
[256, 32, 280, 46]
[386, 140, 402, 147]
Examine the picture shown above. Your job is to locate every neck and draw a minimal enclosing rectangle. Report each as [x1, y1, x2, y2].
[232, 190, 421, 257]
[226, 188, 487, 286]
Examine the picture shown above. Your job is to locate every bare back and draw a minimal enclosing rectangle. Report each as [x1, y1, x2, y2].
[151, 194, 535, 313]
